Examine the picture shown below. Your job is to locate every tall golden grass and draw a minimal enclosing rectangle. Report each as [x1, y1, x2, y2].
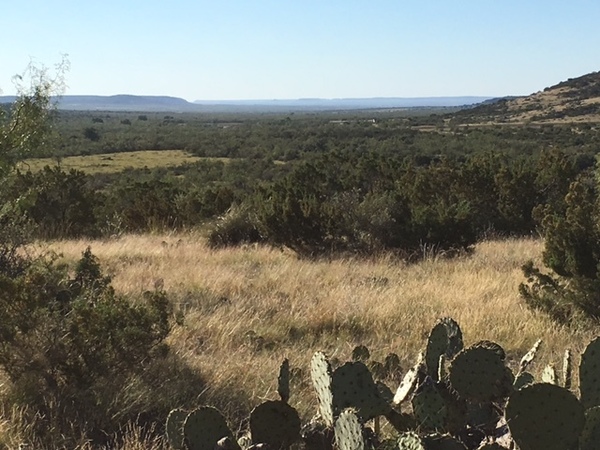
[18, 233, 595, 447]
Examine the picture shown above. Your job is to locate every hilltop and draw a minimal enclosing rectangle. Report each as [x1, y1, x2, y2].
[456, 71, 600, 124]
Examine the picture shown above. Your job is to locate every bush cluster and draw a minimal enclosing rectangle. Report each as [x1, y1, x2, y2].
[0, 242, 177, 445]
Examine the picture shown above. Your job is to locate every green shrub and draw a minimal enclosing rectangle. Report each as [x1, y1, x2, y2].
[0, 247, 174, 445]
[5, 167, 102, 239]
[520, 167, 600, 325]
[206, 203, 264, 248]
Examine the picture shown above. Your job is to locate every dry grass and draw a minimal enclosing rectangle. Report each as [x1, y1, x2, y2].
[36, 233, 595, 428]
[17, 150, 228, 174]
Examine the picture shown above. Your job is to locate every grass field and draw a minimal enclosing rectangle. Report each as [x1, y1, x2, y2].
[37, 234, 594, 427]
[18, 150, 227, 174]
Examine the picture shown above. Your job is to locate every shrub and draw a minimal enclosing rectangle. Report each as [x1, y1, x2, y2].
[520, 167, 600, 325]
[206, 203, 264, 248]
[104, 179, 183, 232]
[0, 247, 174, 444]
[5, 167, 102, 239]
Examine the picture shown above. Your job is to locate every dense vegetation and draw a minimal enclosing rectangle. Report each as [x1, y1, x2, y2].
[3, 66, 600, 447]
[8, 108, 598, 257]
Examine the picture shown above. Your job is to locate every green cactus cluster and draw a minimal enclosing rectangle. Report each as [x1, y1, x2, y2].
[165, 318, 600, 449]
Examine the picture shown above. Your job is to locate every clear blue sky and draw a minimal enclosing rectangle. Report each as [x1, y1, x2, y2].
[2, 0, 599, 101]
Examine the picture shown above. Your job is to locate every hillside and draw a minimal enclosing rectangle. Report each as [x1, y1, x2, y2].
[455, 70, 600, 124]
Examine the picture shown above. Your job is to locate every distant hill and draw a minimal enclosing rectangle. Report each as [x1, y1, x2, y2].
[455, 71, 600, 124]
[192, 96, 493, 111]
[0, 95, 493, 113]
[0, 95, 194, 112]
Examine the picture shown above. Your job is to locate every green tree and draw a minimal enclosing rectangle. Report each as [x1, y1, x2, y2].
[520, 164, 600, 325]
[0, 58, 68, 176]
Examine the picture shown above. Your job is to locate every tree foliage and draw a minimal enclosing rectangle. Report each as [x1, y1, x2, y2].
[520, 163, 600, 325]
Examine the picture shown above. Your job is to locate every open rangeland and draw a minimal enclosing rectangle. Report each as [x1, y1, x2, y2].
[17, 150, 223, 175]
[33, 235, 594, 428]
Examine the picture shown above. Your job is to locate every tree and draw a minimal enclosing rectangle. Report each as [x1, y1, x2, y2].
[0, 61, 177, 447]
[0, 58, 69, 177]
[520, 163, 600, 325]
[0, 59, 69, 275]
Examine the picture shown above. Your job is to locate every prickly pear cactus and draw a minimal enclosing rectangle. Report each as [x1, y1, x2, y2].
[471, 340, 505, 360]
[580, 405, 600, 450]
[331, 361, 391, 421]
[183, 406, 236, 450]
[411, 380, 447, 431]
[425, 318, 463, 382]
[311, 351, 334, 427]
[278, 358, 290, 403]
[370, 361, 386, 380]
[517, 338, 542, 375]
[475, 444, 505, 450]
[165, 408, 187, 450]
[216, 436, 238, 449]
[376, 381, 394, 404]
[448, 345, 512, 402]
[580, 336, 600, 408]
[352, 345, 370, 362]
[237, 435, 252, 450]
[562, 349, 572, 389]
[397, 431, 426, 450]
[421, 433, 467, 449]
[383, 353, 402, 379]
[334, 409, 364, 450]
[504, 382, 584, 450]
[249, 400, 301, 449]
[393, 352, 424, 405]
[300, 419, 335, 450]
[513, 371, 534, 390]
[465, 402, 500, 435]
[541, 364, 557, 384]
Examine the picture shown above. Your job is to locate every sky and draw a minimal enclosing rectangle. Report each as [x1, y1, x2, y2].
[2, 1, 599, 101]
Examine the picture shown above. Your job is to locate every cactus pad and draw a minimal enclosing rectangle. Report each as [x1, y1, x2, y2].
[518, 338, 542, 374]
[352, 345, 371, 362]
[580, 336, 600, 408]
[331, 361, 391, 420]
[422, 433, 467, 449]
[384, 353, 402, 379]
[165, 408, 187, 450]
[475, 444, 505, 450]
[425, 318, 463, 381]
[505, 382, 584, 450]
[278, 358, 290, 403]
[249, 400, 301, 449]
[311, 351, 334, 426]
[541, 364, 557, 384]
[411, 380, 447, 431]
[393, 352, 424, 405]
[563, 349, 572, 389]
[397, 431, 426, 450]
[513, 371, 535, 390]
[448, 346, 511, 402]
[580, 406, 600, 450]
[183, 406, 235, 450]
[471, 340, 505, 360]
[334, 409, 364, 450]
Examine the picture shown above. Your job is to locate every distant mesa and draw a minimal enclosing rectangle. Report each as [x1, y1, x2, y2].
[0, 94, 493, 113]
[3, 70, 600, 116]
